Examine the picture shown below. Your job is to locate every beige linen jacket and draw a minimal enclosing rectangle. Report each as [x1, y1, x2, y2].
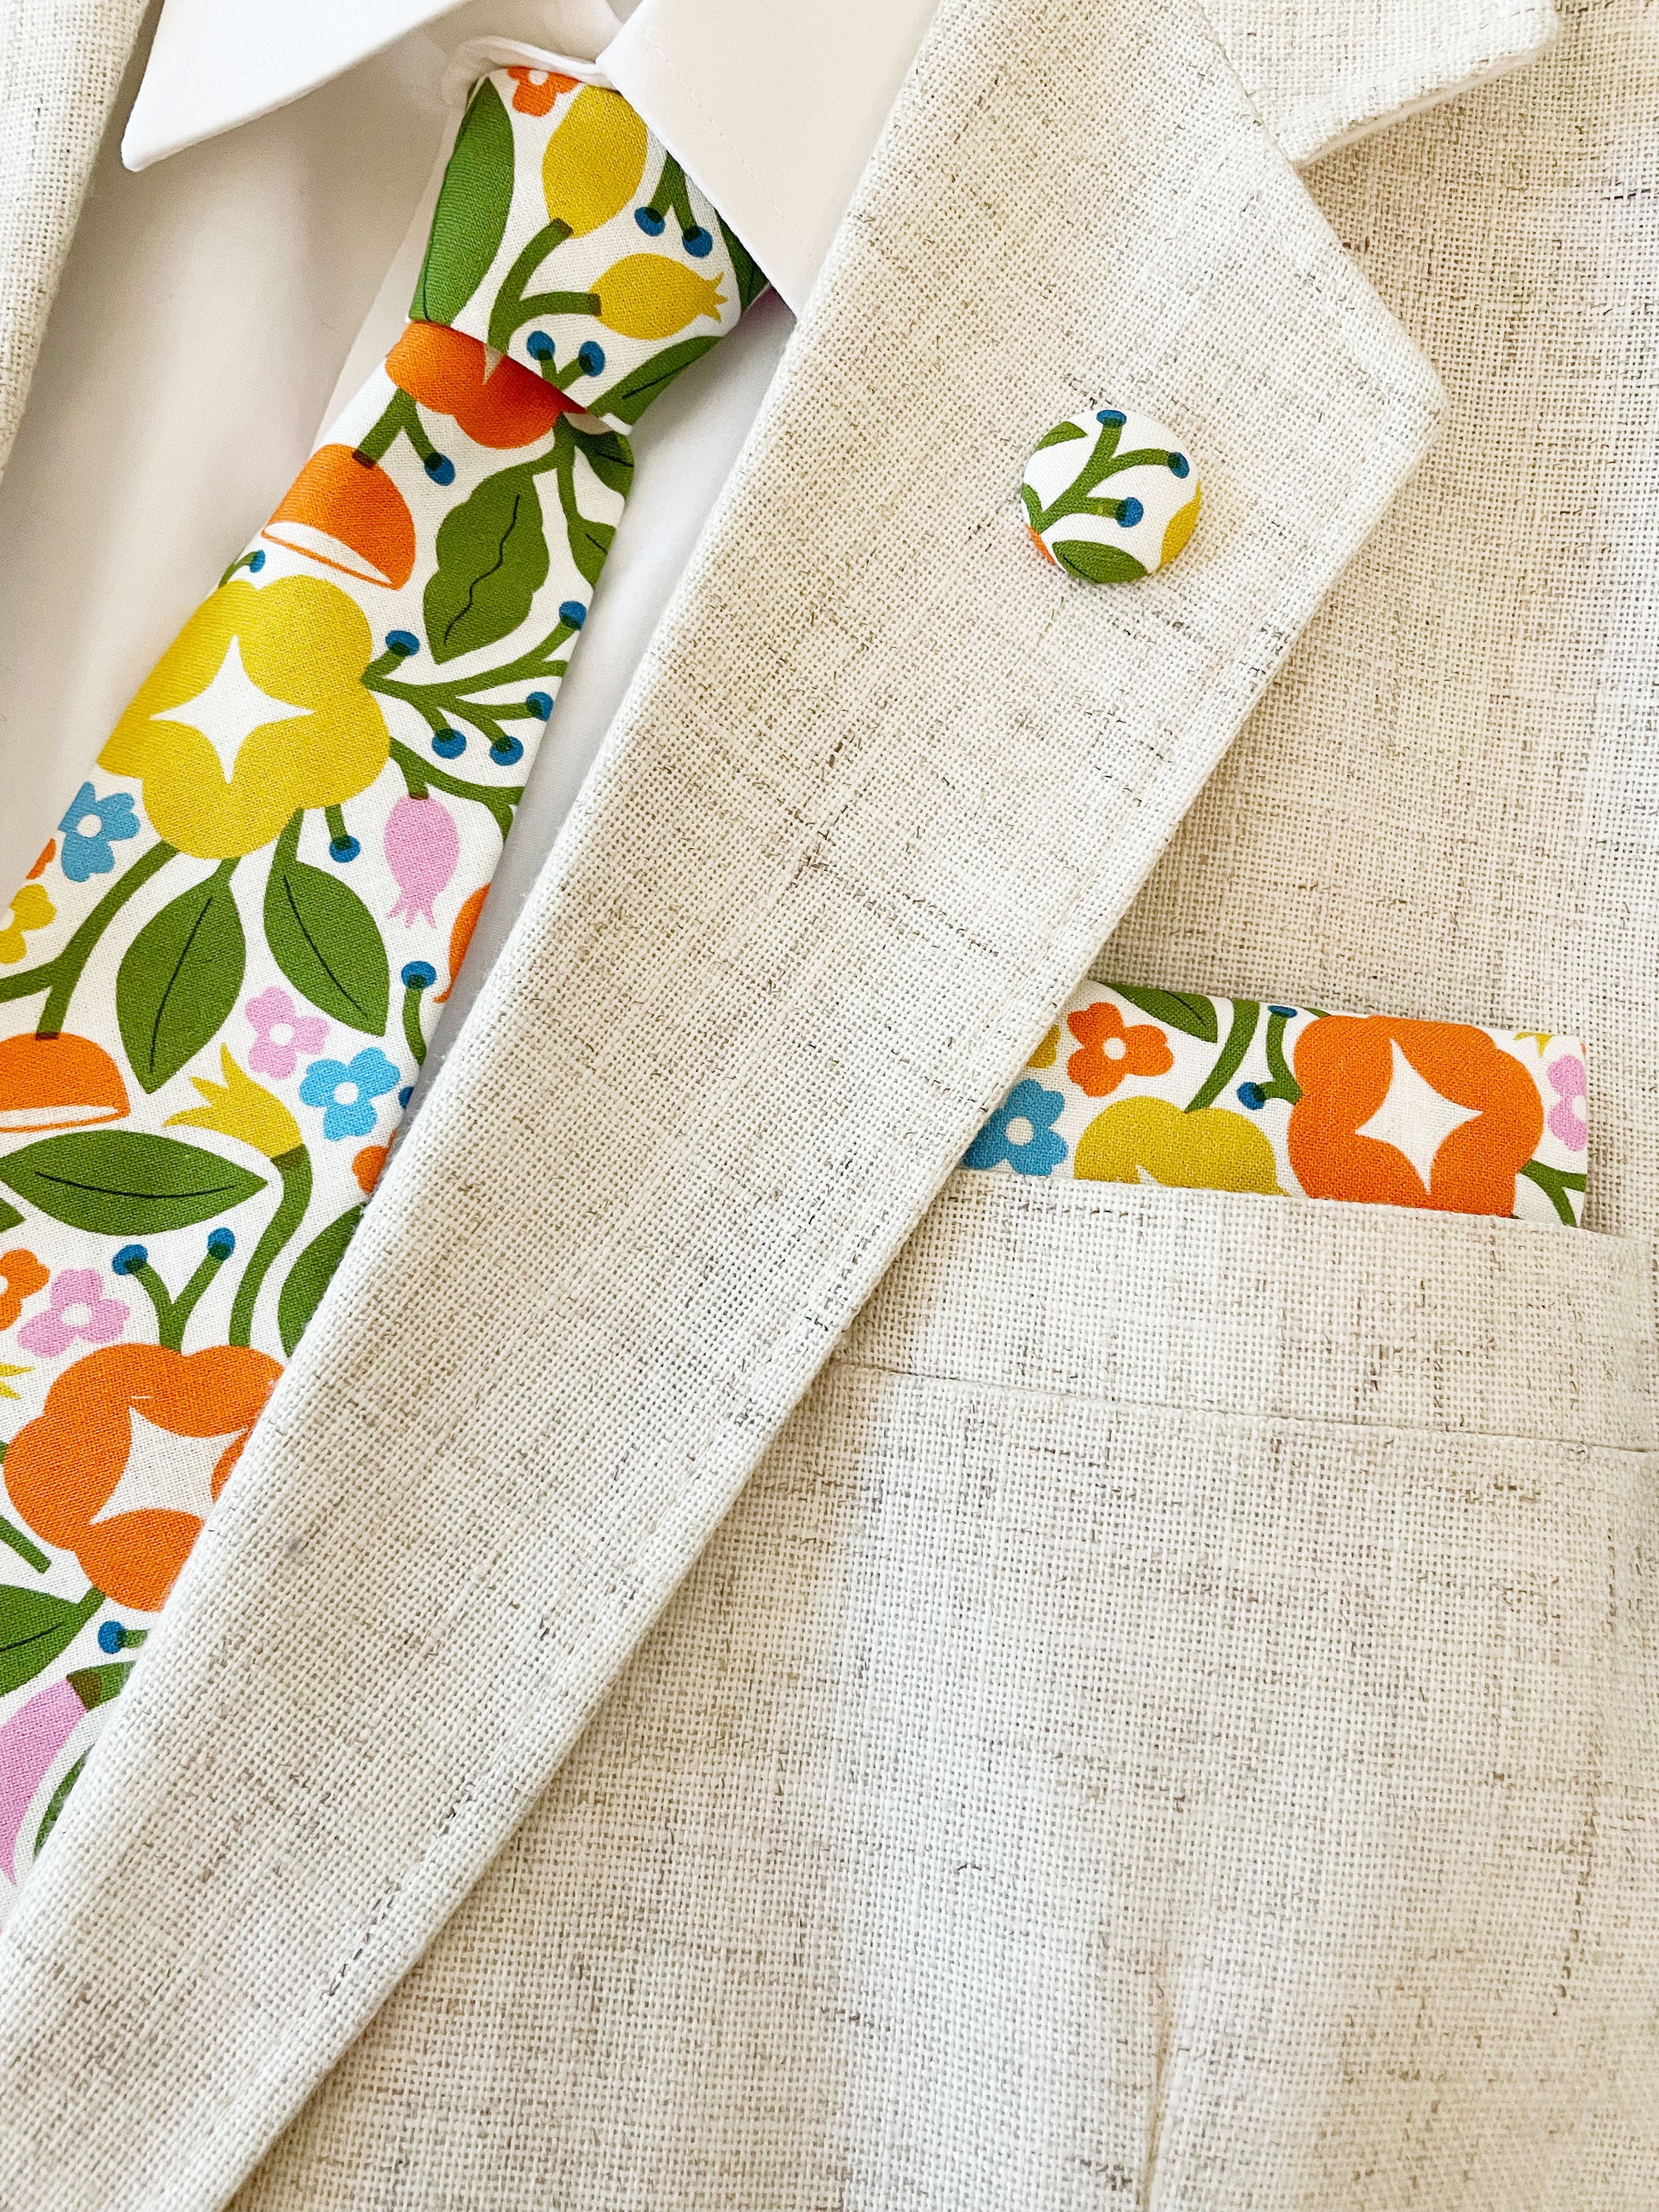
[0, 0, 1655, 2207]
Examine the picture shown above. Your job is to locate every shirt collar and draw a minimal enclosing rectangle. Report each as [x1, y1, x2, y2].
[120, 0, 628, 170]
[600, 0, 939, 311]
[122, 0, 939, 314]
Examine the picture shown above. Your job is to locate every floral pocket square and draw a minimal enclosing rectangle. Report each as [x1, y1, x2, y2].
[964, 986, 1587, 1227]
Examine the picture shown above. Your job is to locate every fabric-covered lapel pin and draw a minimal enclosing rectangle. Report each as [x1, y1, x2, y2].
[1022, 406, 1199, 581]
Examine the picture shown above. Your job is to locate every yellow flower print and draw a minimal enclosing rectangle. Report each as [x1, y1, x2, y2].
[1073, 1095, 1284, 1195]
[590, 256, 726, 340]
[0, 882, 55, 963]
[99, 577, 390, 860]
[541, 87, 647, 235]
[0, 1362, 29, 1401]
[166, 1048, 303, 1160]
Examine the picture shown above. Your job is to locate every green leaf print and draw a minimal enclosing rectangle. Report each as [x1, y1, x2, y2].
[0, 1200, 22, 1236]
[1110, 986, 1219, 1043]
[116, 862, 246, 1094]
[589, 336, 718, 424]
[569, 423, 634, 499]
[264, 825, 390, 1036]
[33, 1752, 87, 1860]
[0, 1131, 266, 1236]
[277, 1203, 364, 1356]
[559, 498, 614, 590]
[66, 1660, 132, 1709]
[424, 465, 552, 664]
[1054, 540, 1147, 585]
[411, 77, 515, 326]
[0, 1585, 103, 1698]
[1032, 420, 1087, 451]
[717, 217, 769, 312]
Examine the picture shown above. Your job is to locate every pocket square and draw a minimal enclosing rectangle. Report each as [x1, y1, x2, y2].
[965, 985, 1587, 1227]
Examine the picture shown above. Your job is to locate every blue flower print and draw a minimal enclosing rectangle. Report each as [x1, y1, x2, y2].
[962, 1077, 1068, 1175]
[298, 1048, 401, 1142]
[57, 783, 141, 883]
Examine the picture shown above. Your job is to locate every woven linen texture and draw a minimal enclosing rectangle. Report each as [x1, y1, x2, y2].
[1107, 0, 1658, 1249]
[235, 1173, 1659, 2209]
[0, 0, 1443, 2198]
[0, 0, 148, 484]
[225, 2, 1659, 2201]
[1208, 0, 1558, 164]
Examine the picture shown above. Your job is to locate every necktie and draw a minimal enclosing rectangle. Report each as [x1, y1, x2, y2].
[0, 60, 763, 1903]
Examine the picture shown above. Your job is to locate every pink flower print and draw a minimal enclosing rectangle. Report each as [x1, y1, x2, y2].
[384, 794, 460, 928]
[17, 1269, 127, 1360]
[1546, 1053, 1587, 1152]
[245, 986, 327, 1081]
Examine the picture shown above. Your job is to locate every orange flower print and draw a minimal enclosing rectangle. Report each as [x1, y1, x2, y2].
[0, 1250, 48, 1331]
[1287, 1016, 1544, 1216]
[506, 64, 578, 114]
[0, 1030, 130, 1132]
[4, 1343, 281, 1609]
[385, 325, 572, 450]
[1066, 999, 1174, 1097]
[263, 447, 416, 590]
[352, 1144, 390, 1194]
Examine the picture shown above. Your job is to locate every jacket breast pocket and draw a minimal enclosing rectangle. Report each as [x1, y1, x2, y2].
[245, 1172, 1659, 2212]
[816, 1170, 1659, 2202]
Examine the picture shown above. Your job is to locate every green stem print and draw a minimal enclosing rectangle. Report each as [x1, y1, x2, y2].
[485, 220, 579, 354]
[367, 586, 575, 794]
[354, 389, 454, 486]
[1242, 1006, 1304, 1111]
[1518, 1158, 1588, 1225]
[0, 841, 176, 1034]
[638, 154, 713, 256]
[388, 742, 523, 840]
[1022, 412, 1187, 537]
[117, 1229, 237, 1353]
[33, 1753, 88, 1859]
[228, 1145, 313, 1349]
[400, 964, 435, 1068]
[1186, 1000, 1259, 1112]
[0, 1516, 49, 1576]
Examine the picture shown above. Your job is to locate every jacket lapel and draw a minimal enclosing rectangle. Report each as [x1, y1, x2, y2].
[0, 0, 150, 478]
[0, 0, 1443, 2202]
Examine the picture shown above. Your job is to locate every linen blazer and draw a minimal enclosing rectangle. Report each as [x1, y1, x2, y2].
[0, 0, 1653, 2206]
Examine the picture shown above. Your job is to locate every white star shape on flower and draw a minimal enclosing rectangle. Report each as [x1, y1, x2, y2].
[163, 635, 308, 777]
[1356, 1039, 1481, 1193]
[90, 1407, 241, 1527]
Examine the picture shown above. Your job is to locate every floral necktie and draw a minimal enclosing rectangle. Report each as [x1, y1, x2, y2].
[0, 61, 763, 1906]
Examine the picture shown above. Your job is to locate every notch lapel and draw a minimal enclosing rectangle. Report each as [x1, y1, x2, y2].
[0, 0, 1442, 2203]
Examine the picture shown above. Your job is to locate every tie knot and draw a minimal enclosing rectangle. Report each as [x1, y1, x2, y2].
[409, 68, 766, 434]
